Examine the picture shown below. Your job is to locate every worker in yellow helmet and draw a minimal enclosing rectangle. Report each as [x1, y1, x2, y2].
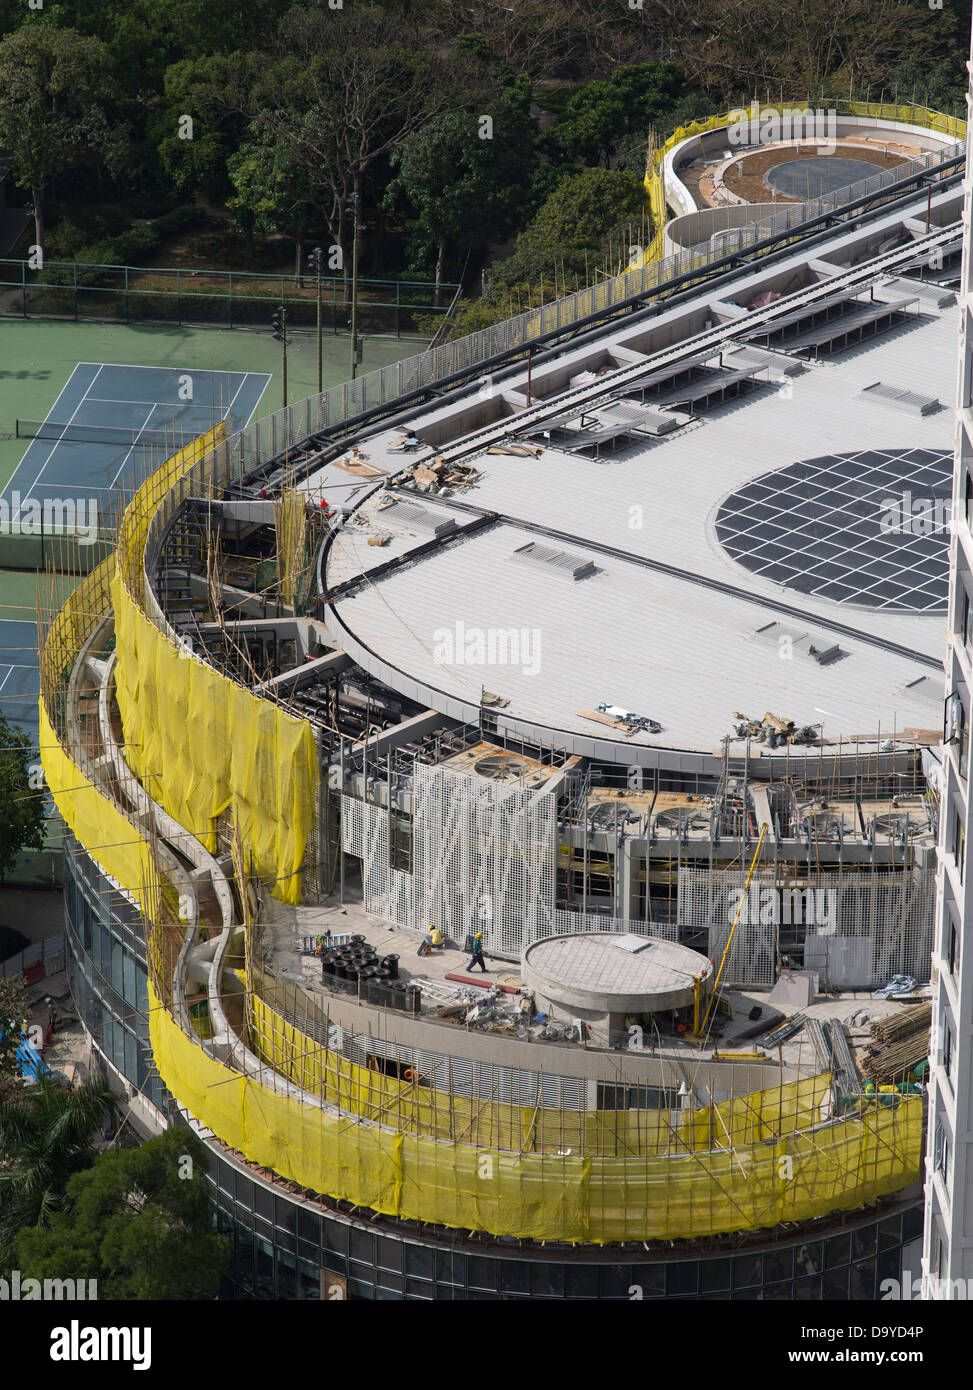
[467, 930, 487, 973]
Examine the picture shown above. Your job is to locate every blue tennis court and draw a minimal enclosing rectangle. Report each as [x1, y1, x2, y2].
[0, 619, 40, 745]
[2, 363, 269, 522]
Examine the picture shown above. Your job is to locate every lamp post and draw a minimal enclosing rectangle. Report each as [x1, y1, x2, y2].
[307, 246, 323, 395]
[347, 191, 361, 381]
[271, 304, 288, 409]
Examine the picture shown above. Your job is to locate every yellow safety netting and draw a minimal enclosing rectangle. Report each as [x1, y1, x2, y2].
[252, 987, 842, 1158]
[40, 698, 158, 919]
[639, 101, 967, 266]
[110, 427, 320, 905]
[152, 980, 921, 1243]
[38, 556, 159, 918]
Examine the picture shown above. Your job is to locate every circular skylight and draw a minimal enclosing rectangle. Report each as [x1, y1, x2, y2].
[715, 448, 951, 611]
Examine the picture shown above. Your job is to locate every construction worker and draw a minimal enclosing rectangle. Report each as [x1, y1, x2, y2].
[467, 930, 487, 973]
[419, 925, 442, 958]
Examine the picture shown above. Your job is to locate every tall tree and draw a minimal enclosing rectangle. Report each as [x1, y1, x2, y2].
[385, 92, 537, 301]
[15, 1128, 228, 1300]
[548, 63, 686, 168]
[227, 132, 324, 273]
[0, 25, 123, 250]
[0, 1073, 118, 1260]
[249, 6, 461, 276]
[0, 710, 45, 884]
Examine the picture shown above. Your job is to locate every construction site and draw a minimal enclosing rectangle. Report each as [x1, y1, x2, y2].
[35, 107, 968, 1299]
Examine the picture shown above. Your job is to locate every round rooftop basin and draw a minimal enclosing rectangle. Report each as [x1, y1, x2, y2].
[523, 933, 713, 1015]
[763, 156, 879, 199]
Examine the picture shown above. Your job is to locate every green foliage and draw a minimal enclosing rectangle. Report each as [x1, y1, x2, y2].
[227, 132, 323, 254]
[0, 975, 28, 1107]
[548, 63, 686, 167]
[0, 25, 124, 226]
[487, 167, 647, 297]
[385, 97, 537, 284]
[0, 711, 44, 883]
[886, 58, 965, 114]
[13, 1128, 228, 1300]
[0, 1073, 118, 1260]
[39, 207, 206, 281]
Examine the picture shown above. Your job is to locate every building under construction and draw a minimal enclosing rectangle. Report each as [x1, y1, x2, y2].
[39, 119, 966, 1299]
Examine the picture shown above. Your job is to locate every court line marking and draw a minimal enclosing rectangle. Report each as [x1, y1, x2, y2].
[6, 368, 272, 508]
[11, 365, 105, 522]
[2, 364, 101, 506]
[109, 405, 158, 488]
[85, 396, 252, 408]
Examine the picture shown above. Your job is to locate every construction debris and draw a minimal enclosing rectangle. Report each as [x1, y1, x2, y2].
[332, 455, 388, 478]
[407, 454, 482, 495]
[579, 706, 661, 736]
[732, 711, 821, 746]
[366, 533, 391, 547]
[486, 441, 543, 457]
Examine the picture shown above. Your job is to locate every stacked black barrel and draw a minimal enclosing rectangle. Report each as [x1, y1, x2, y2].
[318, 936, 420, 1013]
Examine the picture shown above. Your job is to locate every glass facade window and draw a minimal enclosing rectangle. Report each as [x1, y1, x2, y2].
[64, 835, 167, 1113]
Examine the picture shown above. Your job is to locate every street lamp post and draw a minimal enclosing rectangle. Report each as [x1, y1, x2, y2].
[271, 304, 288, 409]
[348, 191, 361, 381]
[307, 246, 323, 395]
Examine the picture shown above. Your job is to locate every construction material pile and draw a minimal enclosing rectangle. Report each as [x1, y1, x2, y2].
[408, 455, 482, 495]
[731, 710, 821, 747]
[859, 1003, 931, 1084]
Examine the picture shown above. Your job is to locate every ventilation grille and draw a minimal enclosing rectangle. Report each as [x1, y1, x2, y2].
[381, 501, 457, 537]
[901, 675, 942, 704]
[860, 381, 939, 416]
[512, 541, 597, 581]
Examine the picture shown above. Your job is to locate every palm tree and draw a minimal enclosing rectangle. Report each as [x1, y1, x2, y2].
[0, 1074, 117, 1259]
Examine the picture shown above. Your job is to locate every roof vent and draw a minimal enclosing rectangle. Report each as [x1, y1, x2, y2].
[753, 621, 842, 666]
[901, 675, 942, 704]
[380, 501, 457, 538]
[860, 382, 939, 416]
[512, 541, 597, 581]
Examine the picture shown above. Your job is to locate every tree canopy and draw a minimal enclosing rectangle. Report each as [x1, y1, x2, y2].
[0, 24, 124, 248]
[13, 1127, 229, 1299]
[0, 710, 45, 883]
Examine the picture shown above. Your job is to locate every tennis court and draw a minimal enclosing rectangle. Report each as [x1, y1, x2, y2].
[0, 617, 40, 743]
[2, 362, 269, 522]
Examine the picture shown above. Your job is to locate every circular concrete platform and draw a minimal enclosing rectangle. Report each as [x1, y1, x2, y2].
[764, 155, 879, 198]
[523, 933, 713, 1015]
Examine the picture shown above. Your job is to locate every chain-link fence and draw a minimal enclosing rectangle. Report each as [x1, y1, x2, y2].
[0, 261, 458, 338]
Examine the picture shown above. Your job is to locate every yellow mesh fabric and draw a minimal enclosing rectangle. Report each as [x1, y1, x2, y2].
[110, 428, 320, 905]
[250, 989, 852, 1159]
[38, 556, 159, 917]
[151, 981, 922, 1243]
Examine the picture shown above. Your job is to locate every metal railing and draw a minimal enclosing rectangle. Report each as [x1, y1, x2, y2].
[138, 138, 964, 650]
[0, 932, 66, 982]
